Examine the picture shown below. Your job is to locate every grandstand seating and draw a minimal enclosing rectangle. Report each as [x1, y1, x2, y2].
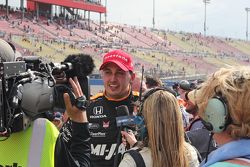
[0, 19, 23, 35]
[73, 27, 107, 43]
[224, 39, 250, 59]
[1, 9, 250, 78]
[20, 20, 56, 38]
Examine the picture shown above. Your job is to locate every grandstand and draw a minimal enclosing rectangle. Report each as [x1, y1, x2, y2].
[1, 1, 250, 82]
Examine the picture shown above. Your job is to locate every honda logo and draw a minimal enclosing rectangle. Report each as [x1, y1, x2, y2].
[93, 106, 103, 115]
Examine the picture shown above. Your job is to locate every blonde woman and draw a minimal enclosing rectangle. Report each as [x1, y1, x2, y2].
[187, 67, 250, 167]
[119, 89, 199, 167]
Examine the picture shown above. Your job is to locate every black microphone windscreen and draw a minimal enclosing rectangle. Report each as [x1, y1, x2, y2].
[64, 54, 95, 78]
[116, 105, 130, 117]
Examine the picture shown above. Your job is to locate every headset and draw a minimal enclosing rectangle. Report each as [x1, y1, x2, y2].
[139, 87, 177, 114]
[201, 93, 231, 133]
[200, 92, 232, 163]
[136, 87, 177, 140]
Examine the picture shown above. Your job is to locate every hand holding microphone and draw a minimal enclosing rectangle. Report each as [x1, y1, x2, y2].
[116, 105, 138, 149]
[113, 105, 133, 167]
[121, 130, 137, 149]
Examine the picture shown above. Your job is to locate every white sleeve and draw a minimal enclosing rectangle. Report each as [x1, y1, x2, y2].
[119, 153, 137, 167]
[184, 142, 200, 167]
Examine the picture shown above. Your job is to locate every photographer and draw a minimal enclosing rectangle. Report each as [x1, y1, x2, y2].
[0, 39, 90, 167]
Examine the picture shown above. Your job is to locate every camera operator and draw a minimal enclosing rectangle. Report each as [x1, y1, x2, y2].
[0, 39, 90, 167]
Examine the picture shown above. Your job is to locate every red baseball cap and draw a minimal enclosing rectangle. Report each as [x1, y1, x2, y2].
[99, 49, 134, 71]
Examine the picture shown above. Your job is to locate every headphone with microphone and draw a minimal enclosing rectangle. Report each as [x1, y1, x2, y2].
[200, 92, 232, 163]
[201, 94, 231, 133]
[136, 87, 177, 140]
[139, 87, 177, 114]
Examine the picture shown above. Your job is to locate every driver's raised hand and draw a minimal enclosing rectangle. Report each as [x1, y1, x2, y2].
[63, 77, 88, 123]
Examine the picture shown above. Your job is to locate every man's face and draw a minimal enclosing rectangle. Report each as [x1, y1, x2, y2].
[178, 87, 186, 99]
[101, 63, 134, 99]
[185, 100, 198, 115]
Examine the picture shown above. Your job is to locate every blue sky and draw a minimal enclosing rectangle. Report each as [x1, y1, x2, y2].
[1, 0, 250, 39]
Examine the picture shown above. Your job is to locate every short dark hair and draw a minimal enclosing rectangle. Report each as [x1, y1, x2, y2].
[145, 76, 162, 88]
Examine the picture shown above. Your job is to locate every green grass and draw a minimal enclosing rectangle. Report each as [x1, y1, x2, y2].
[12, 35, 102, 70]
[11, 32, 250, 77]
[226, 40, 250, 57]
[133, 51, 196, 75]
[166, 33, 193, 51]
[204, 56, 242, 68]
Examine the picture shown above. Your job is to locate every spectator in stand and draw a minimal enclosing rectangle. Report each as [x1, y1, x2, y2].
[119, 88, 199, 167]
[188, 67, 250, 166]
[145, 76, 162, 89]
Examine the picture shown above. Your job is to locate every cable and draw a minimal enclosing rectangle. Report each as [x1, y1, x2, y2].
[205, 132, 214, 163]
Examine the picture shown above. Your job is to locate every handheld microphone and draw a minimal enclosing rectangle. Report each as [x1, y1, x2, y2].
[116, 105, 130, 116]
[116, 106, 147, 141]
[116, 105, 144, 127]
[113, 105, 131, 167]
[116, 105, 132, 128]
[116, 115, 144, 127]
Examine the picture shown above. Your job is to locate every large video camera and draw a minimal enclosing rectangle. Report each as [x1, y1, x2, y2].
[0, 54, 94, 137]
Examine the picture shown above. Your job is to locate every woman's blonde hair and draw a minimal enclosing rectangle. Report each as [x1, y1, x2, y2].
[196, 66, 250, 139]
[143, 90, 188, 167]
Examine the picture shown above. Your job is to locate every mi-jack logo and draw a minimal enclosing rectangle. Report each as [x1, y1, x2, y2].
[0, 163, 22, 167]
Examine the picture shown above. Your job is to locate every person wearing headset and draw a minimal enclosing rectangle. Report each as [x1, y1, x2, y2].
[187, 66, 250, 167]
[119, 88, 199, 167]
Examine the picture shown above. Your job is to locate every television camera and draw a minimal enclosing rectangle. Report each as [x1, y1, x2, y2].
[0, 55, 94, 138]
